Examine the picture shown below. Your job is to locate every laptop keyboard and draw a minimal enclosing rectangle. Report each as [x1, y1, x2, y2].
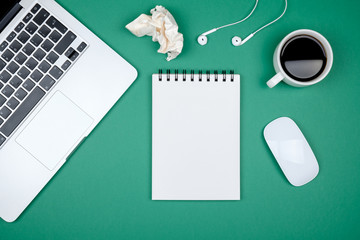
[0, 3, 88, 147]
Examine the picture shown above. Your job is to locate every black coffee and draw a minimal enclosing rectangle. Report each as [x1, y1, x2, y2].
[280, 35, 327, 82]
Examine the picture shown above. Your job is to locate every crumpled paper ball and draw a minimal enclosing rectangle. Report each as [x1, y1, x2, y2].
[126, 5, 184, 61]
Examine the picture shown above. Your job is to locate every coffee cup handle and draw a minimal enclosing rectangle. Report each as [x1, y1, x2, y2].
[267, 72, 284, 88]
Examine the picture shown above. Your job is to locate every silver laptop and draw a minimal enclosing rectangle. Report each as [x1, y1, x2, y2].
[0, 0, 137, 222]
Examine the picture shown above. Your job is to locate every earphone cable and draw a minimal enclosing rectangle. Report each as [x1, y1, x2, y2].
[215, 0, 259, 31]
[252, 0, 287, 35]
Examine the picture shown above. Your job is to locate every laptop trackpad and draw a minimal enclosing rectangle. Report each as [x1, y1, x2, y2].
[16, 91, 93, 170]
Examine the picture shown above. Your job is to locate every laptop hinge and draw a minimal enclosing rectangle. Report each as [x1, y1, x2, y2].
[0, 2, 22, 33]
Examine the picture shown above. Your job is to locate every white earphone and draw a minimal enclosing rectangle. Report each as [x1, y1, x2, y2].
[197, 0, 287, 47]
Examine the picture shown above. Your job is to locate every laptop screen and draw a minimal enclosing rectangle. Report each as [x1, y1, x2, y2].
[0, 0, 21, 32]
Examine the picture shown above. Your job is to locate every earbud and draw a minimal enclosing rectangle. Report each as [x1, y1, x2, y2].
[197, 29, 217, 46]
[232, 34, 254, 47]
[232, 36, 242, 46]
[196, 0, 287, 47]
[197, 35, 208, 46]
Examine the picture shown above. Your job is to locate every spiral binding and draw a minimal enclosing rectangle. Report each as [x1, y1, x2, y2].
[159, 69, 162, 81]
[158, 69, 235, 82]
[175, 69, 178, 81]
[166, 69, 170, 81]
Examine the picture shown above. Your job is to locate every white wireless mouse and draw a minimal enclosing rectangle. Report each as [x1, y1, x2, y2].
[263, 117, 319, 186]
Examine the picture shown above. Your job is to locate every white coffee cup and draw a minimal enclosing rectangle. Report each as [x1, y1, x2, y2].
[267, 29, 333, 88]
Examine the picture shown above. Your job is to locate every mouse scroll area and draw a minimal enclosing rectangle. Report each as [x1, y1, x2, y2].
[264, 117, 319, 186]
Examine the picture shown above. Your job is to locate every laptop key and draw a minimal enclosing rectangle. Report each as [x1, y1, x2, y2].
[61, 60, 71, 71]
[10, 75, 23, 88]
[30, 69, 43, 82]
[0, 82, 3, 90]
[0, 95, 6, 106]
[70, 51, 79, 61]
[54, 31, 76, 55]
[38, 60, 51, 73]
[15, 52, 28, 65]
[6, 61, 20, 74]
[0, 133, 5, 146]
[33, 48, 46, 61]
[25, 57, 38, 70]
[46, 51, 59, 64]
[0, 86, 45, 137]
[15, 22, 25, 33]
[0, 106, 11, 119]
[23, 13, 33, 23]
[42, 40, 55, 54]
[0, 71, 11, 83]
[2, 49, 14, 62]
[40, 75, 55, 91]
[46, 16, 68, 34]
[25, 22, 38, 35]
[6, 32, 16, 42]
[0, 118, 3, 127]
[0, 59, 5, 71]
[41, 39, 54, 52]
[38, 25, 51, 38]
[31, 4, 41, 14]
[2, 85, 15, 97]
[22, 43, 35, 56]
[9, 40, 22, 53]
[77, 42, 87, 52]
[0, 41, 8, 52]
[64, 47, 79, 61]
[49, 66, 63, 80]
[65, 48, 74, 57]
[17, 31, 30, 44]
[33, 9, 50, 26]
[6, 97, 19, 110]
[14, 88, 27, 101]
[49, 30, 62, 43]
[17, 67, 31, 79]
[23, 79, 35, 91]
[30, 34, 43, 47]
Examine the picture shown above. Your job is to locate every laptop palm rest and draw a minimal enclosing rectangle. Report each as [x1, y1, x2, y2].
[16, 91, 93, 170]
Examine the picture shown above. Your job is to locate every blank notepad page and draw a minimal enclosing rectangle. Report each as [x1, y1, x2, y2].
[152, 71, 240, 200]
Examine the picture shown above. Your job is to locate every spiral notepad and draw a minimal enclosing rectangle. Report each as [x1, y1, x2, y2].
[152, 70, 240, 200]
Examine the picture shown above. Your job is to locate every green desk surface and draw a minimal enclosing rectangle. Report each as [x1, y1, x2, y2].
[1, 0, 360, 239]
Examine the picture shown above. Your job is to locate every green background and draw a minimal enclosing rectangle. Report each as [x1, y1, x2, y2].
[1, 0, 360, 239]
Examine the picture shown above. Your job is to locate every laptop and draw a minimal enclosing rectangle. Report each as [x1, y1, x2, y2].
[0, 0, 137, 222]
